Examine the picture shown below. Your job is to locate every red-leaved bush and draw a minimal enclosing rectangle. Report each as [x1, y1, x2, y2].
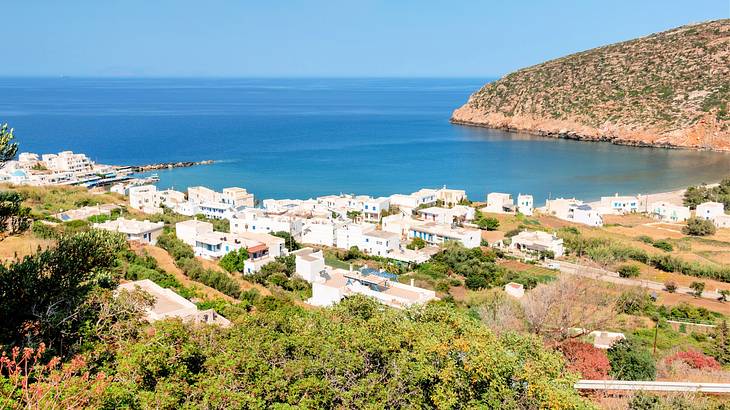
[557, 340, 611, 380]
[664, 350, 720, 370]
[0, 343, 109, 409]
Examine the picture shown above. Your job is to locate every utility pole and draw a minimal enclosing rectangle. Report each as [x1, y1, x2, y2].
[652, 318, 659, 356]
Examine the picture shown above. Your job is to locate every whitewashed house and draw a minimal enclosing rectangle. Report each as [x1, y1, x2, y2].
[41, 151, 94, 173]
[648, 201, 690, 222]
[335, 222, 375, 250]
[229, 208, 304, 239]
[291, 248, 326, 283]
[174, 220, 285, 273]
[301, 218, 340, 247]
[510, 230, 564, 257]
[484, 193, 514, 214]
[117, 279, 230, 327]
[436, 187, 467, 206]
[713, 214, 730, 228]
[600, 194, 640, 214]
[128, 185, 160, 214]
[361, 230, 400, 256]
[362, 197, 390, 222]
[94, 217, 164, 244]
[517, 194, 534, 216]
[543, 197, 582, 220]
[696, 202, 725, 221]
[408, 221, 481, 248]
[293, 251, 437, 309]
[417, 205, 474, 225]
[568, 204, 603, 227]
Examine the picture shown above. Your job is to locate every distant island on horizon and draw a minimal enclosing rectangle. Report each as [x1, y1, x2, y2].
[452, 19, 730, 151]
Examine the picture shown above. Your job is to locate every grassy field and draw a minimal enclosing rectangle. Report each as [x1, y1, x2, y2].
[3, 183, 126, 218]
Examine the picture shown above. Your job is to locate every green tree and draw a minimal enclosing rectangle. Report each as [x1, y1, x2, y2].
[690, 281, 705, 298]
[0, 191, 31, 234]
[720, 289, 730, 302]
[0, 230, 126, 354]
[406, 237, 426, 250]
[0, 123, 19, 165]
[682, 217, 716, 236]
[711, 320, 730, 365]
[219, 248, 249, 273]
[607, 338, 656, 381]
[271, 231, 300, 251]
[474, 210, 500, 231]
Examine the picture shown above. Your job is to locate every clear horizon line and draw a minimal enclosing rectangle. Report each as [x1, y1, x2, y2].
[0, 74, 503, 80]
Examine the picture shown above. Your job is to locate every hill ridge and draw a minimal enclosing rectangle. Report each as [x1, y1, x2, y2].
[451, 19, 730, 150]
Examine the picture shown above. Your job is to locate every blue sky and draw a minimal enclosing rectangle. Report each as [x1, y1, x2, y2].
[2, 0, 727, 77]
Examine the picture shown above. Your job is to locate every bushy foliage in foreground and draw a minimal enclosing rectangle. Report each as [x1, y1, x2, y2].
[0, 230, 126, 355]
[75, 297, 590, 409]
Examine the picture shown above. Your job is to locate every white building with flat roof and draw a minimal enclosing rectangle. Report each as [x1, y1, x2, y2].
[41, 151, 94, 173]
[543, 197, 582, 219]
[94, 217, 164, 245]
[335, 222, 375, 250]
[510, 230, 564, 257]
[361, 230, 400, 256]
[362, 197, 390, 222]
[648, 201, 690, 223]
[128, 185, 160, 214]
[697, 202, 725, 221]
[408, 221, 481, 248]
[301, 218, 341, 247]
[417, 205, 474, 225]
[291, 248, 326, 283]
[568, 204, 603, 227]
[175, 219, 285, 273]
[293, 251, 437, 309]
[484, 193, 514, 214]
[600, 194, 640, 214]
[714, 214, 730, 229]
[517, 194, 534, 216]
[436, 187, 467, 206]
[229, 208, 304, 239]
[117, 279, 230, 327]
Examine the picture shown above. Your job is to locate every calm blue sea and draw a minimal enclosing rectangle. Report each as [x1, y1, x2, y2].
[1, 77, 729, 202]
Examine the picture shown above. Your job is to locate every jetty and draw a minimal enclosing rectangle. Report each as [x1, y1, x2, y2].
[130, 159, 214, 173]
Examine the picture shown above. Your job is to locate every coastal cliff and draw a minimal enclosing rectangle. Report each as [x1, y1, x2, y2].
[452, 20, 730, 150]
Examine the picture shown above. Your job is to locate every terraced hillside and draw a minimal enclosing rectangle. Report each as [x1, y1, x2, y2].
[452, 20, 730, 150]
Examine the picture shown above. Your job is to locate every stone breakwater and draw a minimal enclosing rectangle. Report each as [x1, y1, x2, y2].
[131, 160, 215, 172]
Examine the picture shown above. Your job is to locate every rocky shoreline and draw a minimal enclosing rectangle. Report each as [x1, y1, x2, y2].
[449, 105, 728, 152]
[129, 159, 215, 172]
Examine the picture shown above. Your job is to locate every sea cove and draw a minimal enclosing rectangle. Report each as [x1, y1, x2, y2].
[2, 77, 729, 201]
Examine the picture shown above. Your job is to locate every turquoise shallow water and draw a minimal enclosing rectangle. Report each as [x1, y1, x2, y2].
[1, 77, 729, 202]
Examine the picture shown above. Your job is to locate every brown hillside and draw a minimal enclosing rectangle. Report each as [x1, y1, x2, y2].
[452, 20, 730, 150]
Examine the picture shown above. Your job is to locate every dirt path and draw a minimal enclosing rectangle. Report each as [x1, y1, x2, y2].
[197, 255, 272, 296]
[138, 245, 236, 302]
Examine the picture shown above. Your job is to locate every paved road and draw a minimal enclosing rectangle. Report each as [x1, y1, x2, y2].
[545, 259, 723, 301]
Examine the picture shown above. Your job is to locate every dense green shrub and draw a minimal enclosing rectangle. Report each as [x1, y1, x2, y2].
[219, 248, 249, 273]
[425, 243, 501, 290]
[617, 264, 641, 278]
[683, 217, 716, 236]
[651, 239, 673, 252]
[156, 232, 195, 260]
[607, 338, 656, 381]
